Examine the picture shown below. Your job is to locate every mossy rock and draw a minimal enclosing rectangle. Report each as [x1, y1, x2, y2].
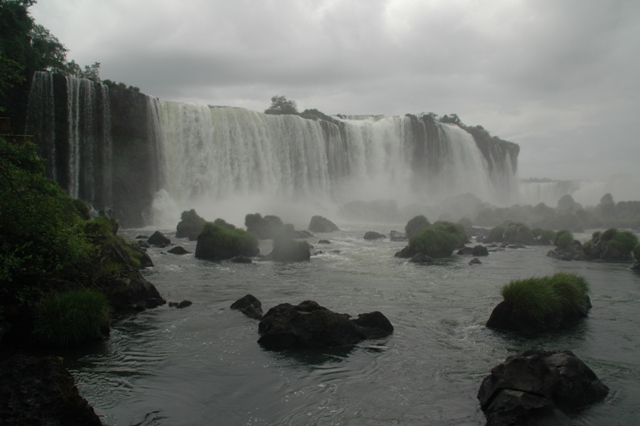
[176, 209, 206, 239]
[195, 222, 259, 260]
[408, 221, 467, 258]
[405, 215, 430, 239]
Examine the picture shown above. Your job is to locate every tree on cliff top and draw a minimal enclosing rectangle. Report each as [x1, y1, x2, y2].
[265, 96, 298, 115]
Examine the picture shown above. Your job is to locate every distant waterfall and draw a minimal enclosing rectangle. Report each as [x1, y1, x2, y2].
[26, 74, 113, 208]
[152, 106, 519, 224]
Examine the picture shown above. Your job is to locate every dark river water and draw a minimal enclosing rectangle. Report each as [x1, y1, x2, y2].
[64, 225, 640, 425]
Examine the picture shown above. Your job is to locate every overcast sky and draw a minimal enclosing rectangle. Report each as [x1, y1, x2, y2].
[31, 0, 640, 188]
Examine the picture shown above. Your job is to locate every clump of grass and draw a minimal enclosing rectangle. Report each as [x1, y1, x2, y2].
[409, 221, 467, 258]
[554, 230, 573, 249]
[500, 273, 589, 322]
[33, 289, 112, 347]
[607, 230, 638, 255]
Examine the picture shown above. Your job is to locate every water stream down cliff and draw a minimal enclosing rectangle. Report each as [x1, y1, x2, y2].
[26, 73, 520, 226]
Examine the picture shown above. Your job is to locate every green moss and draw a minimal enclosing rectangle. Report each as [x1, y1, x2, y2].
[405, 215, 430, 239]
[408, 221, 467, 258]
[32, 289, 112, 347]
[500, 273, 589, 322]
[195, 222, 259, 259]
[554, 230, 573, 249]
[607, 230, 638, 255]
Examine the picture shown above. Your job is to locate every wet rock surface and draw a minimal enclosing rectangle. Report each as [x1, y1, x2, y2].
[231, 294, 264, 320]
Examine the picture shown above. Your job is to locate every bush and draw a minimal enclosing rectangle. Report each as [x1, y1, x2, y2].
[487, 226, 505, 242]
[409, 221, 467, 258]
[405, 215, 430, 239]
[608, 230, 638, 255]
[592, 231, 601, 240]
[500, 273, 589, 322]
[504, 223, 534, 244]
[601, 228, 617, 242]
[32, 289, 112, 347]
[554, 230, 574, 249]
[195, 222, 259, 260]
[634, 244, 640, 261]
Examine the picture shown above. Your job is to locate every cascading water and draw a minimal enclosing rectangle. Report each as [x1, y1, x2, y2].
[26, 74, 113, 209]
[151, 106, 519, 225]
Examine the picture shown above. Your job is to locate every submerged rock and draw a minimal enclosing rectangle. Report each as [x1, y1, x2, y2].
[0, 355, 103, 426]
[231, 294, 263, 319]
[478, 349, 609, 426]
[389, 230, 407, 241]
[469, 258, 482, 265]
[169, 300, 192, 309]
[308, 215, 340, 233]
[547, 240, 587, 261]
[410, 253, 433, 264]
[257, 300, 393, 350]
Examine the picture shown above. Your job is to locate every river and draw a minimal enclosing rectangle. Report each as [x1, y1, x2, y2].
[65, 225, 640, 425]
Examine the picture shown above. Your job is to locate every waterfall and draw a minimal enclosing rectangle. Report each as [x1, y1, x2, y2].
[25, 71, 56, 179]
[26, 74, 112, 209]
[153, 107, 517, 224]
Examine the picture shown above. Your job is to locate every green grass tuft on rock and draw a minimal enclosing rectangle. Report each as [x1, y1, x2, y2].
[500, 273, 589, 322]
[554, 230, 573, 249]
[33, 289, 112, 347]
[409, 221, 467, 258]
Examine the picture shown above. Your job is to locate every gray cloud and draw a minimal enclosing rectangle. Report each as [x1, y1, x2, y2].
[31, 0, 640, 186]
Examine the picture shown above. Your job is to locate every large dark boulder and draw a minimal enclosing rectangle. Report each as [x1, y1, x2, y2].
[103, 275, 166, 315]
[486, 297, 591, 334]
[308, 215, 340, 233]
[257, 301, 393, 350]
[478, 349, 609, 426]
[0, 355, 103, 426]
[268, 238, 311, 262]
[147, 231, 171, 247]
[245, 213, 284, 239]
[394, 245, 416, 258]
[547, 240, 587, 261]
[176, 209, 206, 239]
[168, 246, 190, 255]
[472, 245, 489, 256]
[230, 294, 263, 319]
[364, 231, 386, 240]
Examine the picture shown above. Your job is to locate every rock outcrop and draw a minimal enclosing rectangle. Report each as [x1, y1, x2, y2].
[478, 349, 609, 426]
[0, 355, 103, 426]
[230, 294, 264, 319]
[257, 301, 393, 350]
[308, 215, 340, 233]
[364, 231, 386, 240]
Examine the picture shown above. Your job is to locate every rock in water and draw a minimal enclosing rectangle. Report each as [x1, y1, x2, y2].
[0, 355, 103, 426]
[231, 294, 263, 319]
[257, 300, 393, 350]
[147, 231, 171, 247]
[478, 349, 609, 425]
[168, 246, 190, 255]
[364, 231, 386, 240]
[308, 215, 340, 233]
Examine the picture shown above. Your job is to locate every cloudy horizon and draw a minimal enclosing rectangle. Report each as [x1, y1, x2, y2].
[31, 0, 640, 192]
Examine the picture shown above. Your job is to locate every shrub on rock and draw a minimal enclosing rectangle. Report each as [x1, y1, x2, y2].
[504, 223, 534, 245]
[176, 209, 206, 239]
[554, 230, 573, 250]
[195, 222, 259, 260]
[408, 221, 467, 258]
[486, 273, 590, 333]
[487, 226, 505, 243]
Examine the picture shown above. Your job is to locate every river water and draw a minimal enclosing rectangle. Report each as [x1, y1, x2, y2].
[65, 225, 640, 426]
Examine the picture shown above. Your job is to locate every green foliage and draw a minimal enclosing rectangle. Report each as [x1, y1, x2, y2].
[264, 95, 298, 115]
[532, 228, 556, 245]
[32, 289, 111, 347]
[213, 218, 236, 230]
[409, 221, 467, 258]
[500, 273, 589, 322]
[488, 226, 505, 242]
[504, 223, 534, 244]
[196, 222, 259, 259]
[405, 215, 430, 239]
[0, 138, 90, 286]
[592, 231, 601, 239]
[634, 244, 640, 261]
[65, 60, 101, 82]
[607, 230, 638, 255]
[601, 228, 617, 242]
[554, 230, 573, 250]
